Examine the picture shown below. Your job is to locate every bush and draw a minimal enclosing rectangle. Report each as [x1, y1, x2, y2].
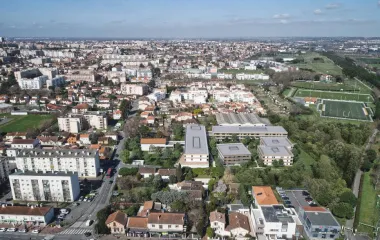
[339, 191, 357, 208]
[118, 167, 138, 177]
[332, 202, 354, 219]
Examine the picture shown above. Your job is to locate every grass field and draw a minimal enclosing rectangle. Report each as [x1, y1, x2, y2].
[320, 100, 371, 121]
[294, 89, 374, 102]
[291, 78, 372, 94]
[0, 115, 53, 132]
[357, 172, 379, 236]
[289, 52, 343, 75]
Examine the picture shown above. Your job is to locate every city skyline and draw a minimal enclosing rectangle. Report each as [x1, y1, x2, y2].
[1, 0, 380, 38]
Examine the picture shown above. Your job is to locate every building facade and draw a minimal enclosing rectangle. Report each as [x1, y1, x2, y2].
[212, 126, 288, 141]
[217, 143, 252, 166]
[0, 205, 54, 225]
[121, 84, 148, 95]
[9, 171, 80, 202]
[182, 125, 209, 168]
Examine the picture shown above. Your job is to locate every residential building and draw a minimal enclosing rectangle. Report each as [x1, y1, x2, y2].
[58, 112, 108, 133]
[212, 126, 288, 141]
[209, 210, 227, 236]
[258, 145, 294, 166]
[9, 171, 80, 202]
[181, 125, 209, 168]
[121, 84, 148, 95]
[147, 212, 186, 233]
[140, 138, 168, 151]
[11, 139, 40, 149]
[260, 137, 293, 150]
[298, 207, 340, 240]
[0, 205, 54, 225]
[252, 186, 279, 206]
[106, 211, 128, 234]
[15, 149, 100, 177]
[225, 212, 251, 238]
[127, 217, 149, 234]
[0, 157, 10, 182]
[19, 75, 48, 89]
[217, 143, 252, 166]
[58, 116, 82, 133]
[215, 113, 266, 126]
[46, 76, 65, 88]
[138, 167, 156, 178]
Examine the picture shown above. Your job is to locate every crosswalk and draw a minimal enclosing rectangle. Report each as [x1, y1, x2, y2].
[58, 228, 91, 235]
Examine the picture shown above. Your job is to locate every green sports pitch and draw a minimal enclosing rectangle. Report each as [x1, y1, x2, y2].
[319, 100, 372, 121]
[294, 89, 374, 102]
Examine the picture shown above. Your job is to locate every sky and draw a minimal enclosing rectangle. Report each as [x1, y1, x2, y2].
[0, 0, 380, 38]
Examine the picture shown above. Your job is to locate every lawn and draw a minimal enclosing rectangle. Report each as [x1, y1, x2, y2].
[320, 100, 372, 121]
[290, 52, 343, 75]
[291, 78, 372, 94]
[357, 172, 379, 235]
[0, 114, 53, 132]
[294, 89, 374, 102]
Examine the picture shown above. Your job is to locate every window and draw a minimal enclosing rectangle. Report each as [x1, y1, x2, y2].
[176, 225, 179, 228]
[152, 225, 155, 228]
[168, 225, 171, 229]
[159, 225, 163, 229]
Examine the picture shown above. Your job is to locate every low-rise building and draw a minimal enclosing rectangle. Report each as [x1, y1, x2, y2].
[9, 171, 80, 202]
[212, 126, 288, 141]
[106, 211, 128, 234]
[147, 212, 186, 233]
[217, 143, 252, 166]
[258, 146, 294, 166]
[260, 137, 293, 150]
[0, 205, 54, 225]
[140, 138, 168, 151]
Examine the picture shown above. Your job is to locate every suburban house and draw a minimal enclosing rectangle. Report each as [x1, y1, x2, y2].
[209, 210, 251, 238]
[106, 211, 128, 234]
[147, 212, 186, 233]
[156, 169, 176, 181]
[209, 210, 227, 236]
[140, 138, 168, 151]
[79, 134, 91, 145]
[138, 167, 156, 178]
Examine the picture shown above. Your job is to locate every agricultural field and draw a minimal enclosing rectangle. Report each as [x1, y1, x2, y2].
[289, 52, 343, 75]
[319, 100, 372, 121]
[294, 89, 373, 102]
[356, 57, 380, 68]
[0, 114, 54, 132]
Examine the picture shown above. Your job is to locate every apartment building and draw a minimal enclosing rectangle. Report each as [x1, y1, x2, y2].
[19, 75, 48, 89]
[9, 171, 80, 202]
[46, 75, 65, 88]
[251, 186, 299, 240]
[260, 137, 293, 150]
[15, 149, 100, 177]
[181, 125, 209, 168]
[121, 84, 148, 95]
[298, 207, 340, 240]
[258, 145, 294, 166]
[83, 112, 108, 130]
[0, 157, 10, 182]
[58, 116, 82, 133]
[0, 205, 54, 225]
[212, 126, 288, 141]
[58, 112, 108, 133]
[65, 70, 95, 82]
[217, 143, 252, 166]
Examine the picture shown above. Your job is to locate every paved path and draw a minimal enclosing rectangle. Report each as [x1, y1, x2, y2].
[345, 129, 378, 239]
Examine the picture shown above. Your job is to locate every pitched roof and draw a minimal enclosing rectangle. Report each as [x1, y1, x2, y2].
[140, 138, 167, 145]
[127, 217, 148, 229]
[138, 167, 156, 174]
[11, 139, 36, 145]
[157, 169, 176, 176]
[225, 212, 250, 232]
[303, 206, 327, 212]
[105, 211, 128, 225]
[73, 103, 89, 109]
[252, 186, 279, 205]
[148, 212, 185, 225]
[209, 210, 226, 224]
[0, 206, 52, 216]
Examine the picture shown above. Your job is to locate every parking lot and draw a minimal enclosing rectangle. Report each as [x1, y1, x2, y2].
[276, 188, 316, 212]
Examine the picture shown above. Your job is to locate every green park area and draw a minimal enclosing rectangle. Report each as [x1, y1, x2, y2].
[289, 52, 343, 75]
[0, 114, 54, 132]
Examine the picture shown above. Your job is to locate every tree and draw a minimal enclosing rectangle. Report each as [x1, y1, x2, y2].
[206, 227, 215, 238]
[152, 175, 164, 191]
[125, 205, 139, 216]
[366, 149, 377, 163]
[95, 206, 112, 234]
[171, 200, 187, 212]
[108, 94, 117, 112]
[118, 176, 139, 190]
[339, 191, 357, 208]
[332, 202, 354, 219]
[120, 150, 131, 164]
[118, 167, 138, 176]
[169, 175, 177, 184]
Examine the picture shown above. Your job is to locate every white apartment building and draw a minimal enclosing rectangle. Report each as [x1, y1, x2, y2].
[9, 171, 80, 202]
[42, 50, 76, 58]
[15, 149, 100, 177]
[46, 75, 65, 88]
[121, 84, 148, 95]
[0, 205, 54, 225]
[236, 73, 270, 80]
[83, 112, 108, 130]
[65, 70, 96, 82]
[181, 125, 209, 168]
[19, 75, 48, 89]
[58, 112, 108, 133]
[58, 116, 82, 133]
[0, 157, 10, 182]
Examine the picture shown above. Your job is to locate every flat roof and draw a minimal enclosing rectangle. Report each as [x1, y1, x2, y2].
[10, 171, 77, 177]
[212, 125, 287, 134]
[185, 125, 209, 155]
[261, 205, 295, 224]
[305, 211, 340, 227]
[258, 146, 293, 157]
[260, 137, 293, 147]
[217, 143, 251, 156]
[216, 113, 264, 126]
[17, 148, 97, 158]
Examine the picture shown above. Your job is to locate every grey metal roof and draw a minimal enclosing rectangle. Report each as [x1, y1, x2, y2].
[10, 170, 77, 177]
[217, 143, 251, 156]
[258, 146, 293, 157]
[212, 125, 287, 134]
[184, 124, 209, 155]
[216, 113, 265, 126]
[305, 211, 340, 227]
[16, 148, 98, 158]
[260, 137, 293, 148]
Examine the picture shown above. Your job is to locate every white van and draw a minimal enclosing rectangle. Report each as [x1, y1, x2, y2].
[86, 220, 94, 226]
[60, 208, 69, 214]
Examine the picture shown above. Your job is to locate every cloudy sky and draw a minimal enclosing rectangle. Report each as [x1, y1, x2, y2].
[0, 0, 380, 38]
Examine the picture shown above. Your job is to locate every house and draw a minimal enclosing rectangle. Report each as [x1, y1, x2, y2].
[106, 211, 128, 234]
[105, 132, 118, 141]
[37, 136, 64, 146]
[304, 97, 318, 105]
[5, 132, 27, 142]
[138, 167, 156, 178]
[67, 134, 78, 145]
[147, 116, 156, 125]
[156, 169, 176, 181]
[98, 137, 110, 145]
[11, 139, 39, 149]
[72, 103, 89, 114]
[113, 110, 122, 120]
[127, 217, 149, 235]
[209, 211, 227, 236]
[147, 212, 186, 233]
[79, 134, 91, 145]
[140, 138, 168, 151]
[225, 212, 251, 238]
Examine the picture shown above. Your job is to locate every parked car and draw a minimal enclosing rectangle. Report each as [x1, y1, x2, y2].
[60, 208, 70, 214]
[0, 227, 7, 232]
[84, 197, 88, 202]
[18, 229, 27, 233]
[7, 228, 16, 232]
[79, 196, 84, 201]
[287, 205, 295, 208]
[284, 201, 292, 205]
[86, 220, 94, 226]
[302, 191, 310, 196]
[282, 196, 290, 200]
[72, 202, 79, 207]
[32, 229, 40, 233]
[84, 232, 92, 237]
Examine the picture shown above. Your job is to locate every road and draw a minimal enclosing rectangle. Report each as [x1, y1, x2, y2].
[345, 129, 378, 239]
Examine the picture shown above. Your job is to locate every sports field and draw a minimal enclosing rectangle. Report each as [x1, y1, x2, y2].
[319, 100, 372, 121]
[0, 115, 53, 132]
[290, 52, 343, 75]
[294, 89, 374, 102]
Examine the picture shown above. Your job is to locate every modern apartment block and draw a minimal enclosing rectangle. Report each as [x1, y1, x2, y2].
[260, 137, 293, 150]
[121, 84, 149, 95]
[216, 143, 252, 166]
[0, 157, 10, 182]
[58, 112, 108, 133]
[9, 171, 80, 202]
[181, 124, 209, 168]
[298, 207, 340, 240]
[258, 137, 294, 166]
[212, 126, 288, 141]
[15, 149, 100, 177]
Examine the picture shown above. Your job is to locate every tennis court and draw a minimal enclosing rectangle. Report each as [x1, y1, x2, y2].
[319, 100, 372, 121]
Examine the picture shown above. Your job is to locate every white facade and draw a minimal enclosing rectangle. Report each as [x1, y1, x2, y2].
[121, 84, 148, 95]
[58, 117, 82, 133]
[0, 206, 54, 225]
[182, 125, 209, 168]
[19, 75, 48, 89]
[15, 149, 100, 177]
[9, 171, 80, 202]
[0, 158, 10, 181]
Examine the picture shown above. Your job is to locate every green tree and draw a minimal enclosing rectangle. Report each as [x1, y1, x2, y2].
[170, 200, 187, 212]
[118, 167, 138, 176]
[120, 150, 131, 164]
[206, 227, 215, 238]
[375, 101, 380, 119]
[339, 191, 357, 208]
[365, 149, 377, 163]
[332, 202, 354, 219]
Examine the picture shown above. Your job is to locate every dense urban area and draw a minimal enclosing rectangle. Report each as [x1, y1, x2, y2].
[0, 36, 380, 240]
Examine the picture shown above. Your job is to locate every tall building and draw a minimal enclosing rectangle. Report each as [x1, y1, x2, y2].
[121, 84, 148, 95]
[9, 171, 80, 202]
[15, 149, 100, 177]
[58, 116, 82, 133]
[180, 124, 209, 168]
[0, 37, 4, 42]
[58, 112, 108, 133]
[0, 157, 10, 182]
